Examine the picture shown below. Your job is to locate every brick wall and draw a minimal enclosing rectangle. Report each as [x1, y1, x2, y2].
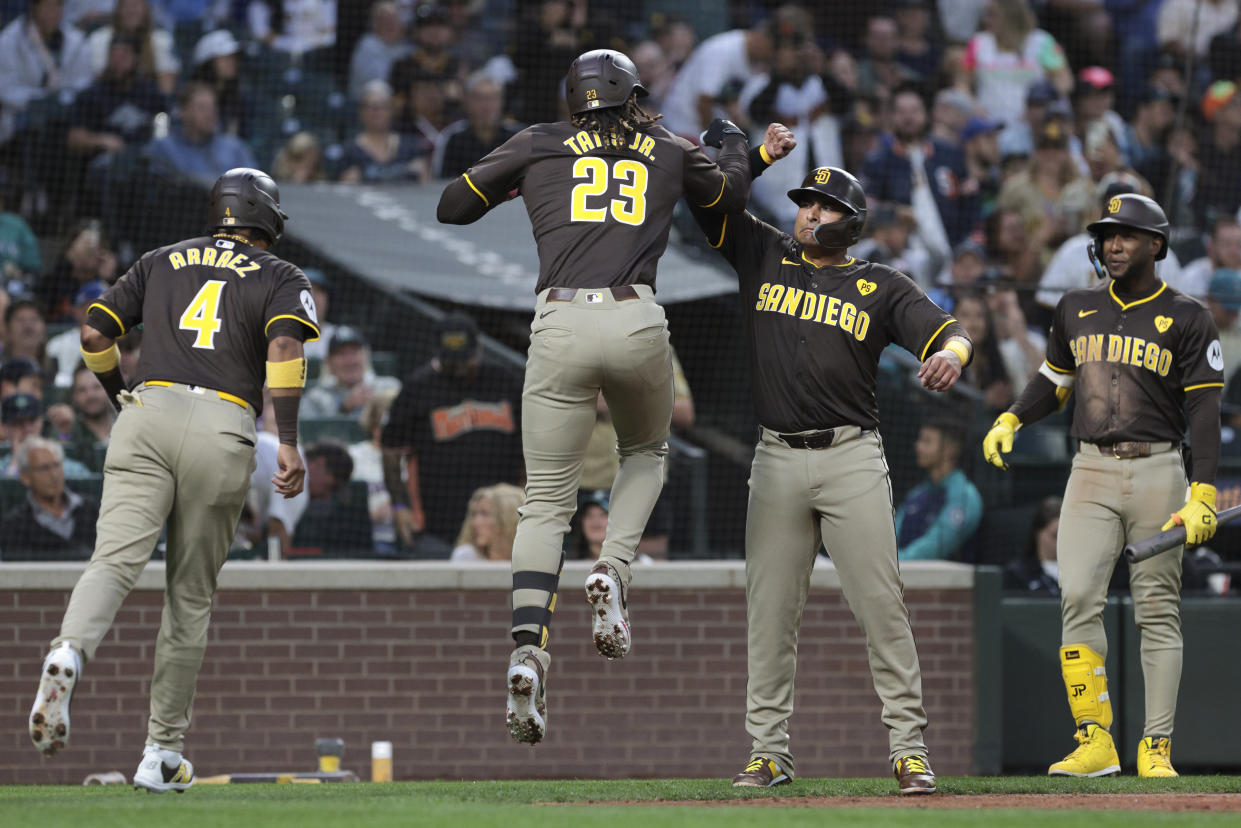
[0, 563, 976, 784]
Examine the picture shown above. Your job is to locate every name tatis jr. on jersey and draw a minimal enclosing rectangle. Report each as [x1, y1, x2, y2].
[166, 240, 261, 277]
[754, 281, 872, 341]
[1067, 332, 1174, 377]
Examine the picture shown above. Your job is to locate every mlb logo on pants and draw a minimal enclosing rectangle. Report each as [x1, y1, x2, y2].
[586, 292, 604, 303]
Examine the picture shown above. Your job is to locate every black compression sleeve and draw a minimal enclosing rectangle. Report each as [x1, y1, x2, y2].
[95, 368, 127, 413]
[1008, 374, 1062, 425]
[270, 394, 300, 446]
[1187, 387, 1222, 484]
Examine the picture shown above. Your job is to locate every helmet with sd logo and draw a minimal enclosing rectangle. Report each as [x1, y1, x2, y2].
[1086, 192, 1170, 262]
[208, 167, 288, 244]
[787, 167, 868, 249]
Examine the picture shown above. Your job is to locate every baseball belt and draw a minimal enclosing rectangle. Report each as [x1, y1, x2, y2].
[142, 380, 249, 410]
[1078, 440, 1175, 459]
[546, 285, 640, 302]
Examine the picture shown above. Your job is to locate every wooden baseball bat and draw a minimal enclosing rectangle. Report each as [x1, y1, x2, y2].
[1124, 504, 1241, 563]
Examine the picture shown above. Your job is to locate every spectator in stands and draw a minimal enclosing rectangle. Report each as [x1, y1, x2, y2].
[0, 195, 41, 281]
[893, 0, 940, 83]
[1209, 13, 1241, 83]
[434, 73, 518, 179]
[999, 79, 1062, 160]
[84, 0, 180, 94]
[852, 204, 932, 286]
[986, 285, 1045, 390]
[1003, 496, 1062, 593]
[247, 0, 336, 62]
[3, 298, 49, 371]
[963, 0, 1071, 137]
[567, 488, 654, 564]
[508, 0, 582, 126]
[0, 437, 98, 560]
[406, 2, 464, 82]
[450, 482, 524, 562]
[857, 15, 918, 98]
[929, 238, 987, 310]
[339, 80, 427, 183]
[143, 82, 257, 182]
[301, 325, 401, 419]
[0, 0, 95, 147]
[189, 29, 253, 139]
[241, 387, 309, 558]
[391, 64, 450, 157]
[300, 268, 336, 360]
[1196, 81, 1241, 229]
[1124, 86, 1177, 180]
[272, 131, 325, 183]
[64, 0, 116, 30]
[0, 392, 89, 477]
[1158, 0, 1236, 61]
[38, 219, 117, 323]
[0, 357, 43, 400]
[48, 280, 106, 388]
[1038, 174, 1183, 308]
[962, 116, 1003, 215]
[1071, 67, 1126, 152]
[930, 88, 976, 146]
[659, 19, 773, 137]
[349, 389, 399, 554]
[653, 13, 696, 71]
[896, 418, 982, 562]
[54, 362, 113, 472]
[1206, 269, 1241, 389]
[629, 40, 675, 114]
[861, 82, 978, 259]
[292, 439, 375, 554]
[348, 1, 411, 100]
[1180, 218, 1241, 301]
[1082, 119, 1142, 187]
[68, 32, 168, 162]
[952, 291, 1014, 410]
[381, 311, 523, 547]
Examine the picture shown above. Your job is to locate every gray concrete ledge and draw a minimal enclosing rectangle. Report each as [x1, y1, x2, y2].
[2, 560, 974, 591]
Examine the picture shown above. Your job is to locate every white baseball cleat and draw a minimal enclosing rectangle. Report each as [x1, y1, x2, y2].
[585, 561, 630, 659]
[133, 744, 195, 793]
[506, 645, 549, 745]
[30, 642, 82, 757]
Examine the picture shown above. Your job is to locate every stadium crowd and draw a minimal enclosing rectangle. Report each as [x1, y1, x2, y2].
[0, 0, 1238, 585]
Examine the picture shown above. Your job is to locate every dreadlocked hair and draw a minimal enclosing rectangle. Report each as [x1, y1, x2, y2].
[571, 99, 662, 148]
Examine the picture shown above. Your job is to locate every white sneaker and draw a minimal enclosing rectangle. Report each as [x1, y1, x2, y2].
[133, 744, 195, 793]
[585, 562, 630, 659]
[506, 645, 549, 745]
[30, 643, 82, 756]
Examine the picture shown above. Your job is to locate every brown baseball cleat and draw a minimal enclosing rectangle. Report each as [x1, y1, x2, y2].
[731, 756, 791, 787]
[894, 754, 937, 794]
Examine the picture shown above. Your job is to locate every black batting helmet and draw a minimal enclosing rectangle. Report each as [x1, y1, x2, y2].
[787, 167, 868, 248]
[564, 49, 648, 116]
[1086, 192, 1169, 261]
[208, 167, 288, 244]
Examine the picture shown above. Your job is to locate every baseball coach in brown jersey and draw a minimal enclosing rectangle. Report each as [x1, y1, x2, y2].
[984, 193, 1223, 778]
[689, 124, 973, 795]
[438, 49, 751, 746]
[29, 168, 318, 792]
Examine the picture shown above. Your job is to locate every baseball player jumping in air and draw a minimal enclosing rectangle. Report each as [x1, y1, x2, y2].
[28, 169, 318, 792]
[689, 123, 972, 795]
[985, 193, 1223, 778]
[437, 50, 751, 745]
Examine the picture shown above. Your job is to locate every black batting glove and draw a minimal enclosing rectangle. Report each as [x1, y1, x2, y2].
[700, 118, 747, 148]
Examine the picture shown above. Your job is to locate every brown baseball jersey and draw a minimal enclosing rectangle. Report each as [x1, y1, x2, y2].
[1044, 280, 1224, 443]
[692, 208, 966, 432]
[86, 235, 321, 413]
[438, 121, 751, 292]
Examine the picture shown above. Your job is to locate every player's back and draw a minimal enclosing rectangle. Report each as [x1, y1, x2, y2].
[99, 235, 316, 411]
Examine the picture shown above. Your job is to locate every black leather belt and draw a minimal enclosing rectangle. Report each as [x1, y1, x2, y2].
[547, 285, 640, 302]
[1080, 441, 1171, 458]
[778, 429, 838, 450]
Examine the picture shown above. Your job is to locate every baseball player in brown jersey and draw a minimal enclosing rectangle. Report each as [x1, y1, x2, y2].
[984, 193, 1223, 778]
[689, 125, 972, 794]
[28, 168, 318, 792]
[437, 49, 751, 745]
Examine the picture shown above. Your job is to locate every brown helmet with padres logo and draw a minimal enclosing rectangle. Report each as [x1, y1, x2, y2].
[564, 50, 648, 116]
[787, 167, 868, 248]
[1086, 192, 1170, 262]
[208, 167, 288, 244]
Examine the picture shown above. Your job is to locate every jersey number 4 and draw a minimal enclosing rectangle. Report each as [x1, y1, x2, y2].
[570, 157, 648, 226]
[179, 280, 227, 349]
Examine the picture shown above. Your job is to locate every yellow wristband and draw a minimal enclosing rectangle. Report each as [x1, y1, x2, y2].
[944, 339, 971, 366]
[266, 358, 307, 389]
[80, 344, 120, 373]
[758, 144, 774, 165]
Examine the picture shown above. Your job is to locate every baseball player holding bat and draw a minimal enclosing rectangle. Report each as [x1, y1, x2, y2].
[688, 124, 972, 794]
[28, 168, 318, 792]
[984, 193, 1223, 778]
[437, 49, 751, 745]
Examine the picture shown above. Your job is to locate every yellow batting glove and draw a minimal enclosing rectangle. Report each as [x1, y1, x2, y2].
[1161, 483, 1218, 545]
[982, 412, 1021, 470]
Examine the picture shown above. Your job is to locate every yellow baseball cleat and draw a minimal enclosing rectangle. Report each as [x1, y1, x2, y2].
[1048, 723, 1120, 777]
[1137, 737, 1178, 777]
